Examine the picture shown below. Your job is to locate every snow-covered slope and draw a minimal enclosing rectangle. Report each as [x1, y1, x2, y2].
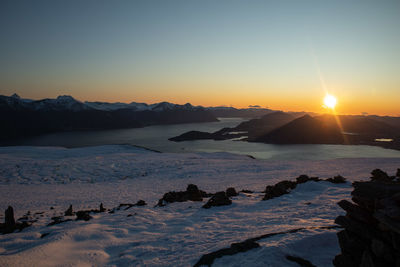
[0, 146, 399, 266]
[33, 95, 91, 111]
[84, 101, 150, 111]
[0, 94, 91, 112]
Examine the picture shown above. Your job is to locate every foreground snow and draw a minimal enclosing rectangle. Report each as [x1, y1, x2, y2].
[0, 145, 399, 266]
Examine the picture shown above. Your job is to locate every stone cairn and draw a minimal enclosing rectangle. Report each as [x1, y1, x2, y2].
[333, 168, 400, 266]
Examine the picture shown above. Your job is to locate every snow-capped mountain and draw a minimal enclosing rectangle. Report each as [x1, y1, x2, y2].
[0, 94, 203, 112]
[33, 95, 92, 112]
[84, 101, 150, 111]
[1, 94, 274, 114]
[0, 94, 218, 140]
[0, 94, 90, 112]
[86, 100, 201, 112]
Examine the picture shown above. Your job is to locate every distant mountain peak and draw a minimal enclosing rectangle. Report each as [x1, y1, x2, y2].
[11, 93, 20, 99]
[56, 95, 76, 101]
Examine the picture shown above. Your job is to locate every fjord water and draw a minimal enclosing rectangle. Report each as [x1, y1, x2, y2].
[11, 118, 400, 160]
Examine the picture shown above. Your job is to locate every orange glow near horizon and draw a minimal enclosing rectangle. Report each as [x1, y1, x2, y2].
[323, 94, 337, 109]
[5, 85, 399, 116]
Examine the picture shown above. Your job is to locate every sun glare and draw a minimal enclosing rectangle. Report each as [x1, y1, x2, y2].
[323, 94, 337, 109]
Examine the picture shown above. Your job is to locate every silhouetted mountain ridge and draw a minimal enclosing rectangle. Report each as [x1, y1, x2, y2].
[0, 94, 218, 140]
[256, 115, 345, 144]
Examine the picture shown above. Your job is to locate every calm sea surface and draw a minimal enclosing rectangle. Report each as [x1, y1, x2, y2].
[8, 118, 400, 160]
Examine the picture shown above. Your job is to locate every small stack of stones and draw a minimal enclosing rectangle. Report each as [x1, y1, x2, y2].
[333, 168, 400, 266]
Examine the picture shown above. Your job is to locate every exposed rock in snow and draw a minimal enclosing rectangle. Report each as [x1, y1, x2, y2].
[0, 146, 400, 266]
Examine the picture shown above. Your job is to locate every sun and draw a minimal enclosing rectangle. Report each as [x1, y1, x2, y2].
[323, 94, 337, 109]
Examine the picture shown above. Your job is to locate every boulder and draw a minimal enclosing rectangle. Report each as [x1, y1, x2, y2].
[240, 189, 253, 194]
[334, 169, 400, 267]
[203, 192, 232, 209]
[99, 203, 106, 212]
[5, 206, 15, 228]
[226, 187, 238, 197]
[371, 169, 392, 182]
[326, 175, 346, 184]
[136, 200, 147, 206]
[186, 184, 203, 201]
[64, 205, 74, 216]
[156, 184, 209, 206]
[263, 180, 297, 200]
[296, 175, 320, 183]
[76, 211, 92, 221]
[337, 200, 376, 224]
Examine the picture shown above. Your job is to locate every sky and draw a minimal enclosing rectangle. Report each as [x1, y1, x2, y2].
[0, 0, 399, 115]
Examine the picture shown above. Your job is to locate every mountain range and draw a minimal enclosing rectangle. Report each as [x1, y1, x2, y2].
[0, 94, 219, 140]
[170, 111, 400, 150]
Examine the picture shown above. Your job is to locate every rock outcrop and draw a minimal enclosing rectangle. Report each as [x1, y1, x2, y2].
[64, 205, 74, 216]
[1, 206, 32, 234]
[333, 169, 400, 266]
[226, 187, 239, 197]
[156, 184, 211, 207]
[263, 174, 346, 201]
[202, 191, 232, 209]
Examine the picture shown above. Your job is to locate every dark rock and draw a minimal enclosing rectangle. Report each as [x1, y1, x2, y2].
[335, 216, 376, 240]
[226, 187, 238, 197]
[370, 238, 393, 261]
[156, 184, 209, 206]
[185, 184, 203, 201]
[336, 230, 367, 263]
[0, 206, 19, 234]
[334, 170, 400, 267]
[373, 211, 400, 235]
[75, 211, 92, 221]
[50, 207, 54, 210]
[186, 184, 199, 194]
[286, 255, 316, 267]
[40, 232, 50, 238]
[360, 249, 375, 267]
[351, 181, 400, 211]
[136, 200, 147, 206]
[99, 203, 106, 212]
[391, 231, 400, 251]
[371, 169, 392, 182]
[333, 253, 356, 267]
[202, 191, 232, 209]
[230, 240, 260, 253]
[5, 206, 15, 228]
[396, 169, 400, 178]
[47, 216, 72, 226]
[296, 175, 321, 184]
[0, 206, 32, 234]
[337, 200, 376, 225]
[296, 175, 310, 183]
[118, 203, 134, 210]
[240, 189, 253, 194]
[326, 175, 346, 184]
[118, 200, 147, 210]
[193, 240, 259, 267]
[64, 205, 74, 216]
[263, 180, 297, 200]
